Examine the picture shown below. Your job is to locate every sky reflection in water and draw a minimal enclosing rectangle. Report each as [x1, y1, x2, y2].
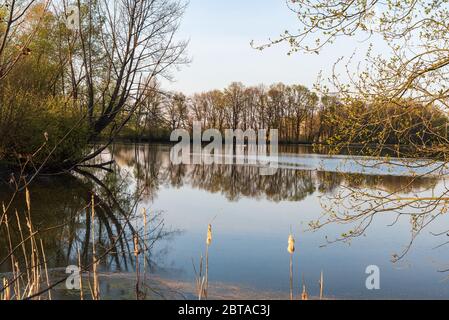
[108, 143, 449, 299]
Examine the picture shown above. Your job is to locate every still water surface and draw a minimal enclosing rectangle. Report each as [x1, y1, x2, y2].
[2, 143, 449, 299]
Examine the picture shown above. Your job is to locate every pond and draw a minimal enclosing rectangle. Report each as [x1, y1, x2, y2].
[2, 143, 449, 299]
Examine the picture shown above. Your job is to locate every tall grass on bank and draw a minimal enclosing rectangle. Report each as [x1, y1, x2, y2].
[0, 188, 51, 300]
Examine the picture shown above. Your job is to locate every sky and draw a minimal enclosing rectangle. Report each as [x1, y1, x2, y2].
[162, 0, 382, 95]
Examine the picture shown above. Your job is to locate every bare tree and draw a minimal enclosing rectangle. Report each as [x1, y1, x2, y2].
[58, 0, 188, 166]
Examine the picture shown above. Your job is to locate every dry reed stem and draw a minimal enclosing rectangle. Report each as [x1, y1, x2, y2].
[193, 255, 206, 300]
[39, 239, 51, 300]
[205, 224, 212, 300]
[319, 271, 324, 300]
[142, 208, 147, 282]
[91, 194, 100, 300]
[15, 210, 30, 284]
[287, 234, 295, 300]
[14, 260, 20, 300]
[77, 249, 84, 300]
[289, 255, 293, 300]
[301, 283, 309, 300]
[2, 278, 11, 300]
[134, 232, 140, 299]
[0, 187, 54, 300]
[25, 188, 31, 214]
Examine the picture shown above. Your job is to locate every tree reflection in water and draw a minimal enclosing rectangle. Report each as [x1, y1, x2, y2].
[0, 164, 180, 297]
[1, 143, 445, 299]
[109, 143, 442, 264]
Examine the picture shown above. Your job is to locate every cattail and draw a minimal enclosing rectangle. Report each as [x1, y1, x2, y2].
[1, 202, 6, 225]
[205, 224, 212, 299]
[287, 234, 295, 254]
[25, 188, 31, 214]
[206, 224, 212, 246]
[301, 284, 309, 300]
[288, 234, 295, 300]
[142, 208, 147, 231]
[134, 233, 140, 257]
[3, 278, 10, 300]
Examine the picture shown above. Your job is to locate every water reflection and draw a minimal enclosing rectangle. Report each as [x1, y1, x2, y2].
[0, 168, 179, 278]
[106, 144, 449, 299]
[1, 143, 448, 299]
[110, 143, 439, 202]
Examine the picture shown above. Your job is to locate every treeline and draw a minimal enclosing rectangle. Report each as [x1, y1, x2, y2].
[125, 82, 449, 147]
[127, 82, 335, 143]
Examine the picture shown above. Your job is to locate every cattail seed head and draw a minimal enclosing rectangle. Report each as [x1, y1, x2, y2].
[287, 234, 295, 254]
[3, 278, 10, 300]
[206, 224, 212, 246]
[301, 284, 309, 300]
[133, 233, 139, 256]
[25, 187, 31, 213]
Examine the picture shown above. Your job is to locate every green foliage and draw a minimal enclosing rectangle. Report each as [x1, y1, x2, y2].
[324, 98, 449, 157]
[0, 87, 89, 167]
[0, 3, 89, 168]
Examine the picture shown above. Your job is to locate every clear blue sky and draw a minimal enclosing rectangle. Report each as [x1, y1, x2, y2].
[163, 0, 380, 94]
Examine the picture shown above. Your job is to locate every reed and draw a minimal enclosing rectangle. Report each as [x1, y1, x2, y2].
[90, 194, 100, 300]
[0, 188, 52, 300]
[77, 249, 84, 300]
[205, 224, 212, 298]
[134, 232, 140, 299]
[301, 283, 309, 300]
[192, 223, 213, 300]
[2, 278, 9, 300]
[287, 234, 295, 300]
[39, 239, 51, 300]
[142, 207, 147, 281]
[193, 254, 206, 300]
[319, 271, 324, 300]
[15, 210, 30, 286]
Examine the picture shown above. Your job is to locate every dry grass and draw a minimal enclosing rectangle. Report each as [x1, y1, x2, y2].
[0, 188, 51, 300]
[193, 223, 213, 300]
[89, 194, 100, 300]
